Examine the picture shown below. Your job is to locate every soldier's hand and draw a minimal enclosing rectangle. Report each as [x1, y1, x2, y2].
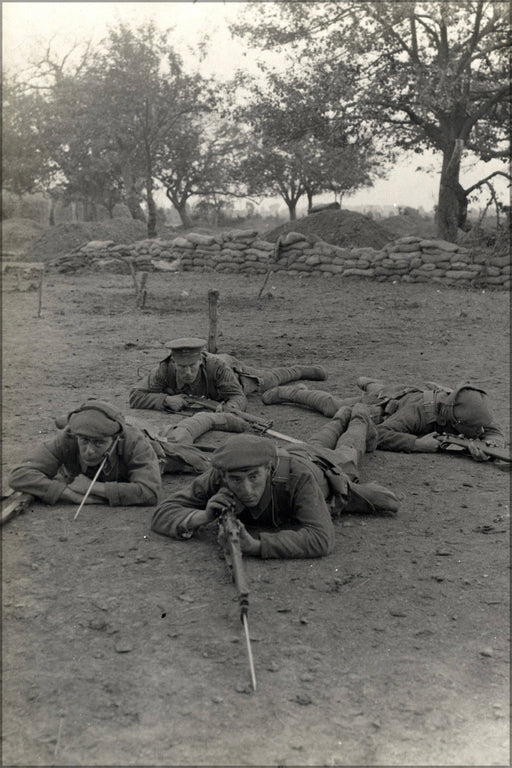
[216, 401, 239, 413]
[467, 441, 490, 461]
[67, 474, 94, 494]
[238, 522, 262, 557]
[60, 487, 103, 504]
[164, 395, 187, 412]
[413, 433, 441, 453]
[205, 488, 238, 519]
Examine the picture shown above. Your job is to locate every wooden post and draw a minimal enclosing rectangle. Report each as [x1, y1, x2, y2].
[207, 289, 219, 353]
[37, 268, 44, 317]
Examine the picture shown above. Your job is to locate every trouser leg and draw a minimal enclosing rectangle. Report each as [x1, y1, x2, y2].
[262, 385, 347, 416]
[308, 407, 353, 450]
[159, 412, 250, 444]
[217, 354, 327, 394]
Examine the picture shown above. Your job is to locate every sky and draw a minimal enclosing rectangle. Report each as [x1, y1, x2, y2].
[2, 1, 508, 215]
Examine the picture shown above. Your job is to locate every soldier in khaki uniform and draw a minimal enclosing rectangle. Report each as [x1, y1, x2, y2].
[262, 379, 505, 461]
[151, 404, 399, 559]
[9, 400, 210, 508]
[129, 337, 326, 413]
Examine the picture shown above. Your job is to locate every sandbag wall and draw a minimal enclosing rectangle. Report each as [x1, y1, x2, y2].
[48, 230, 510, 289]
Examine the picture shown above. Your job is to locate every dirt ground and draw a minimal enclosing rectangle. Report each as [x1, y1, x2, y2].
[1, 270, 510, 767]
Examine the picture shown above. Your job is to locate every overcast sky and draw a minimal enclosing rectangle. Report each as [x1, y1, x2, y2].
[2, 1, 507, 214]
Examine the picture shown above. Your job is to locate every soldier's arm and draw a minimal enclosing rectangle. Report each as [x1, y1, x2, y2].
[100, 433, 162, 506]
[151, 471, 219, 538]
[212, 360, 248, 412]
[258, 470, 335, 559]
[129, 363, 174, 410]
[480, 422, 506, 448]
[376, 402, 431, 452]
[9, 436, 72, 505]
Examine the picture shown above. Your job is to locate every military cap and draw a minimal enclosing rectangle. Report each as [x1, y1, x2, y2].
[211, 434, 277, 471]
[165, 337, 206, 363]
[451, 386, 494, 436]
[67, 402, 123, 438]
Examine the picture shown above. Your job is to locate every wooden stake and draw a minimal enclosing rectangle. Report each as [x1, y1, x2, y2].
[37, 269, 44, 317]
[207, 289, 219, 353]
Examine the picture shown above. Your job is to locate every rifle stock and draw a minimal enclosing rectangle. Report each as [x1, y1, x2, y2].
[435, 433, 511, 462]
[183, 395, 273, 432]
[1, 491, 34, 526]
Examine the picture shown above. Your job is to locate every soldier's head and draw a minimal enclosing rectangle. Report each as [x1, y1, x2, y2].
[66, 401, 122, 465]
[167, 337, 206, 383]
[450, 386, 495, 439]
[211, 435, 276, 508]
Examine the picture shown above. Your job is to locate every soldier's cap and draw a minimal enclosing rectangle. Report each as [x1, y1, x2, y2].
[211, 434, 277, 471]
[165, 337, 206, 363]
[451, 386, 494, 436]
[66, 400, 124, 438]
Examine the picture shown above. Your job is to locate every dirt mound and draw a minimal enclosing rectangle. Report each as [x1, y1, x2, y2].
[2, 218, 149, 262]
[1, 218, 46, 257]
[262, 208, 393, 249]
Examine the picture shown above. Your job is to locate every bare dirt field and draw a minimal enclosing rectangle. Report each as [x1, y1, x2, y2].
[1, 269, 510, 767]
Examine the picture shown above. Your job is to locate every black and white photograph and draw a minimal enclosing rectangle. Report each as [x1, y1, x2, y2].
[2, 1, 510, 765]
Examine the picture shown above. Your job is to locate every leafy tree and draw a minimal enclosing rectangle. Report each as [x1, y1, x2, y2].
[155, 116, 248, 227]
[232, 1, 511, 240]
[91, 22, 213, 236]
[232, 67, 384, 216]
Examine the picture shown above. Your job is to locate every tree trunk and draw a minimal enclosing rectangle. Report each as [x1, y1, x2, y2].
[306, 190, 314, 213]
[436, 142, 465, 242]
[121, 161, 146, 222]
[286, 201, 297, 220]
[49, 198, 55, 226]
[146, 182, 157, 238]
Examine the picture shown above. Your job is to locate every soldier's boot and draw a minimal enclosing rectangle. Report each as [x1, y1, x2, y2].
[262, 385, 343, 417]
[309, 406, 353, 450]
[345, 482, 400, 515]
[160, 412, 250, 444]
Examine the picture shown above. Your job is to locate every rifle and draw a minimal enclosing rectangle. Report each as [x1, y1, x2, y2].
[434, 433, 511, 463]
[181, 395, 305, 445]
[1, 491, 34, 526]
[73, 435, 121, 520]
[218, 503, 257, 691]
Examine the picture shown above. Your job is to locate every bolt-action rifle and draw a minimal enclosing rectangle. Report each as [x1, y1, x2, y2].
[181, 395, 305, 445]
[434, 433, 511, 463]
[218, 502, 257, 691]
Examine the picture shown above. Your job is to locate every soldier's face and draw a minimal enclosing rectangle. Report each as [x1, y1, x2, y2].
[175, 360, 201, 383]
[76, 435, 115, 466]
[223, 465, 270, 508]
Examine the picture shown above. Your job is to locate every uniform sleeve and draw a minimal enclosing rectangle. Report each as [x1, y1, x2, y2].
[211, 360, 248, 411]
[258, 470, 335, 559]
[376, 402, 429, 452]
[102, 434, 161, 506]
[129, 363, 172, 410]
[151, 471, 219, 537]
[481, 422, 506, 447]
[8, 436, 70, 504]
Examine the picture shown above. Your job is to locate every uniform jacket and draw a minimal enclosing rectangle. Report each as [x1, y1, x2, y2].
[151, 450, 336, 559]
[9, 423, 162, 506]
[375, 386, 505, 452]
[129, 352, 247, 411]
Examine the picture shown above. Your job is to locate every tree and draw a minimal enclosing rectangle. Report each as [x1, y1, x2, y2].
[92, 22, 214, 236]
[232, 1, 511, 241]
[232, 67, 384, 216]
[155, 116, 248, 227]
